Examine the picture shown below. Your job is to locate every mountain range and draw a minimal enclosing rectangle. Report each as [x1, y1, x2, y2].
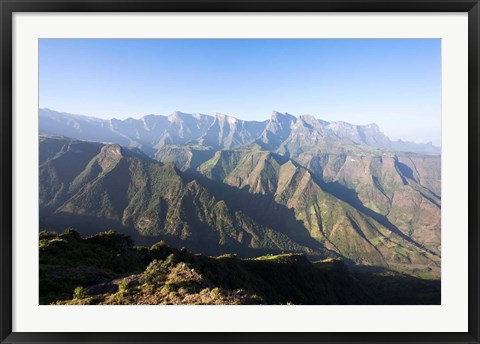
[40, 108, 440, 156]
[39, 108, 441, 277]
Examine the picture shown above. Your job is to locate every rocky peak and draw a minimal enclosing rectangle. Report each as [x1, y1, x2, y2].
[327, 121, 354, 130]
[363, 123, 380, 132]
[215, 113, 239, 126]
[267, 111, 296, 130]
[100, 144, 123, 157]
[270, 111, 296, 123]
[168, 111, 188, 122]
[97, 144, 125, 170]
[299, 114, 317, 124]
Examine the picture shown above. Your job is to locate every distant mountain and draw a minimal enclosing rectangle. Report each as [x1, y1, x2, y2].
[259, 111, 298, 149]
[326, 120, 439, 155]
[39, 108, 441, 156]
[259, 111, 439, 156]
[40, 109, 129, 146]
[199, 113, 266, 149]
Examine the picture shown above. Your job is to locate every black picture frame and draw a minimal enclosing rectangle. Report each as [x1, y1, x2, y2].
[1, 0, 479, 343]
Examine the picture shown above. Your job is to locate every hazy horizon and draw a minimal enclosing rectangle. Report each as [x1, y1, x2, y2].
[39, 38, 441, 145]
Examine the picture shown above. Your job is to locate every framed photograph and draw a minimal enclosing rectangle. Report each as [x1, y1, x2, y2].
[1, 0, 478, 343]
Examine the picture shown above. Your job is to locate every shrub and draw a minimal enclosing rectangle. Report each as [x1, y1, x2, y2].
[62, 228, 81, 240]
[141, 259, 170, 286]
[211, 287, 222, 298]
[118, 279, 130, 294]
[149, 241, 171, 261]
[167, 263, 203, 286]
[86, 230, 134, 253]
[73, 286, 85, 299]
[39, 230, 58, 241]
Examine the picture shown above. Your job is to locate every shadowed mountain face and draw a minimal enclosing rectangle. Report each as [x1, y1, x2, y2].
[40, 125, 441, 276]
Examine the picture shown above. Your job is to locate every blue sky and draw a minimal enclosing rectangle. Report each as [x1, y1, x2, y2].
[39, 39, 441, 145]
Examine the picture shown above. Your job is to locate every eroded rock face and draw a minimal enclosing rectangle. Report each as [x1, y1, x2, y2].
[98, 144, 123, 170]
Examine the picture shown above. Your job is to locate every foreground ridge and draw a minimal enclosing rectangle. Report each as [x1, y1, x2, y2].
[40, 229, 440, 305]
